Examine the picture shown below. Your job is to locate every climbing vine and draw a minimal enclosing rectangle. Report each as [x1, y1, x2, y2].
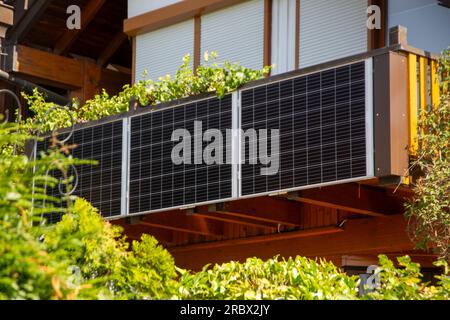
[405, 49, 450, 261]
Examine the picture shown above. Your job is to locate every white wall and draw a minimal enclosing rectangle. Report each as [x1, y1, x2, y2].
[271, 0, 297, 75]
[128, 0, 182, 18]
[135, 19, 194, 81]
[388, 0, 450, 54]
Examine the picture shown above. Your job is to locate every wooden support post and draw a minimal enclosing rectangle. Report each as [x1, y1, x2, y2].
[138, 211, 224, 239]
[373, 51, 409, 178]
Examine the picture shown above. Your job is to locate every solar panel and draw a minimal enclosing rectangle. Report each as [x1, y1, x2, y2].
[35, 119, 125, 222]
[128, 95, 236, 215]
[239, 59, 373, 197]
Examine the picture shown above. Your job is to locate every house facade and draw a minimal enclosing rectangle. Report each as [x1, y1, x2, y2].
[1, 0, 449, 272]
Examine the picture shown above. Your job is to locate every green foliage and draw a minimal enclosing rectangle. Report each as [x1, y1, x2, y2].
[177, 255, 450, 301]
[406, 49, 450, 261]
[177, 256, 360, 300]
[44, 198, 178, 300]
[21, 52, 270, 130]
[0, 121, 81, 299]
[0, 122, 178, 299]
[365, 255, 450, 300]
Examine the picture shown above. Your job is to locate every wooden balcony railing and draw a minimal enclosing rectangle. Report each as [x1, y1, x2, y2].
[406, 51, 441, 155]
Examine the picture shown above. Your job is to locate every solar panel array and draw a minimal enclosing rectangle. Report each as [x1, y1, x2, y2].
[36, 120, 124, 222]
[128, 95, 234, 214]
[240, 61, 368, 196]
[34, 60, 372, 219]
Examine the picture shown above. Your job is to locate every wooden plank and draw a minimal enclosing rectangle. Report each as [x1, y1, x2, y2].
[169, 214, 414, 270]
[0, 3, 14, 26]
[54, 0, 107, 55]
[12, 45, 83, 88]
[430, 60, 440, 109]
[139, 211, 224, 239]
[215, 197, 305, 227]
[419, 57, 428, 129]
[97, 32, 128, 67]
[112, 220, 174, 245]
[290, 196, 384, 217]
[287, 183, 404, 217]
[408, 53, 419, 154]
[170, 226, 342, 254]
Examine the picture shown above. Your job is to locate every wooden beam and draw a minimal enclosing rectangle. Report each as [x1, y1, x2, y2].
[97, 32, 128, 67]
[169, 214, 414, 270]
[213, 197, 305, 227]
[10, 45, 84, 88]
[6, 0, 52, 44]
[192, 211, 279, 231]
[54, 0, 106, 55]
[10, 45, 130, 102]
[408, 53, 419, 154]
[138, 211, 224, 239]
[170, 226, 343, 254]
[112, 220, 174, 246]
[287, 183, 405, 217]
[0, 2, 14, 26]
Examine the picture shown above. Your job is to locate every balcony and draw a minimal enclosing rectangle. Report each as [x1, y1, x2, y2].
[32, 27, 445, 269]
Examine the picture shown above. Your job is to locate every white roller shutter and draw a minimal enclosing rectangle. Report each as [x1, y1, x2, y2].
[201, 0, 265, 70]
[299, 0, 368, 68]
[135, 19, 194, 81]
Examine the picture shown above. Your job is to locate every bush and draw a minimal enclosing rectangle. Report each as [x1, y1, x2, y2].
[0, 122, 178, 299]
[177, 256, 360, 300]
[44, 198, 178, 300]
